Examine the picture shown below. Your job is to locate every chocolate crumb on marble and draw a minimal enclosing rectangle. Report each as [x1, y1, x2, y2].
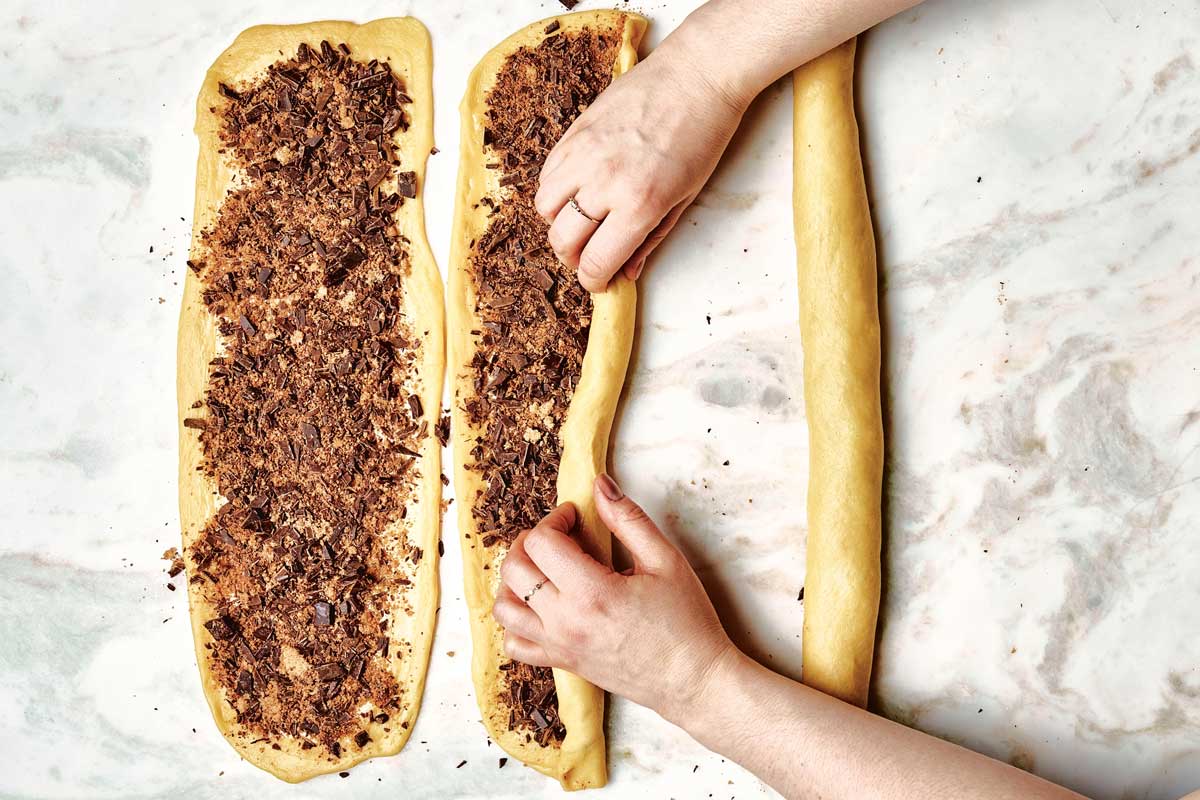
[186, 41, 427, 756]
[162, 547, 186, 578]
[462, 24, 620, 749]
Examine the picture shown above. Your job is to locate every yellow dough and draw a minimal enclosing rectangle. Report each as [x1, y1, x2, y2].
[792, 39, 883, 709]
[177, 18, 443, 782]
[447, 11, 645, 790]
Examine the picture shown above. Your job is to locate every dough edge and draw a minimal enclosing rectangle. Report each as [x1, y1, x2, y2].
[177, 17, 444, 782]
[447, 11, 646, 790]
[792, 39, 884, 709]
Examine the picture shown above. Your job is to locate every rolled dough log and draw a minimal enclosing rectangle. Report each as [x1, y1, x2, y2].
[792, 38, 884, 709]
[448, 11, 645, 789]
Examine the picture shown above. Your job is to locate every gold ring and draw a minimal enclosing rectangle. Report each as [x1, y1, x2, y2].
[523, 580, 546, 604]
[568, 195, 603, 224]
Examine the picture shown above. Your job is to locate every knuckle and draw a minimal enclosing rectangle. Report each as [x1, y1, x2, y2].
[499, 553, 518, 583]
[524, 525, 550, 554]
[562, 621, 591, 649]
[618, 501, 651, 526]
[578, 586, 608, 616]
[533, 190, 552, 219]
[626, 175, 656, 205]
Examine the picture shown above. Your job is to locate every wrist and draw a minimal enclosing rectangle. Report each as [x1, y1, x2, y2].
[655, 9, 761, 113]
[657, 639, 751, 732]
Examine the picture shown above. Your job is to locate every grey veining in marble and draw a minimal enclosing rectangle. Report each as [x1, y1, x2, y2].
[1, 0, 1197, 798]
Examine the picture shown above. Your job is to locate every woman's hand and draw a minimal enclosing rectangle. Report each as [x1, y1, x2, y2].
[491, 473, 738, 721]
[534, 40, 750, 293]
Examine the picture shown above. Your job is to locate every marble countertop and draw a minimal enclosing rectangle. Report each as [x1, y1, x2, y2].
[2, 0, 1198, 797]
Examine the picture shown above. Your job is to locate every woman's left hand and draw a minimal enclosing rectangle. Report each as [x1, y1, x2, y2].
[491, 473, 737, 722]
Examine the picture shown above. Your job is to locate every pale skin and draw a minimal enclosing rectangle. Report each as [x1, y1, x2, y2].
[503, 1, 1200, 798]
[496, 478, 1095, 800]
[536, 0, 923, 290]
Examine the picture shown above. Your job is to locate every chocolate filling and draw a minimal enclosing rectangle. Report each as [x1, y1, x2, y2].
[462, 26, 621, 748]
[186, 42, 426, 755]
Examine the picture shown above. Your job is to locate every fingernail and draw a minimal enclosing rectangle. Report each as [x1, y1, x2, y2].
[596, 472, 624, 501]
[630, 258, 647, 281]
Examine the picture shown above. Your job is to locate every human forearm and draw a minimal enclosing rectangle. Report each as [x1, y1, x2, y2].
[677, 650, 1088, 800]
[537, 0, 921, 291]
[659, 0, 923, 108]
[495, 481, 1094, 799]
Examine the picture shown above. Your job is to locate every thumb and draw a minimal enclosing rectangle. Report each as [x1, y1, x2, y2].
[593, 473, 677, 573]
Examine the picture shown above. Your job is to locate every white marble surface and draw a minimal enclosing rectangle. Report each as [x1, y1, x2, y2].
[1, 0, 1198, 798]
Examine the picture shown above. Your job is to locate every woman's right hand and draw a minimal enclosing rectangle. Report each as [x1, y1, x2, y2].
[535, 36, 751, 293]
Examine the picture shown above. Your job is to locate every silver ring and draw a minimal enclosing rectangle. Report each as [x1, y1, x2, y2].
[523, 580, 546, 604]
[568, 195, 603, 224]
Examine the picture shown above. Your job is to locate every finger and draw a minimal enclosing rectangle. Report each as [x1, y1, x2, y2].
[523, 504, 611, 591]
[547, 190, 607, 272]
[499, 539, 559, 607]
[503, 631, 553, 667]
[540, 121, 585, 181]
[622, 257, 647, 283]
[492, 585, 546, 641]
[576, 208, 661, 293]
[536, 502, 578, 536]
[593, 473, 679, 573]
[534, 168, 574, 223]
[621, 198, 691, 282]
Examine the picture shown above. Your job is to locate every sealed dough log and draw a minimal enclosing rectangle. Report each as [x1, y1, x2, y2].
[792, 39, 883, 709]
[177, 18, 442, 781]
[448, 11, 645, 790]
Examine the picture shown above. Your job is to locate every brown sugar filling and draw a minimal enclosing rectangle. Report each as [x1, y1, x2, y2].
[462, 26, 621, 748]
[185, 41, 427, 756]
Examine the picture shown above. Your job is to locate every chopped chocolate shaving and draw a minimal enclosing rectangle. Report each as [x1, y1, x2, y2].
[162, 548, 185, 577]
[204, 616, 237, 641]
[185, 41, 425, 755]
[300, 422, 321, 448]
[396, 171, 417, 198]
[436, 412, 451, 447]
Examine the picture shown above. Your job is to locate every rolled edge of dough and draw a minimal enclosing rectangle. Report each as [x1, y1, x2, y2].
[792, 38, 884, 709]
[177, 18, 443, 782]
[447, 11, 645, 789]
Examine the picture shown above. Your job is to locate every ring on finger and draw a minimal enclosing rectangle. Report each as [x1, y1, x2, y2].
[523, 580, 547, 604]
[568, 195, 604, 225]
